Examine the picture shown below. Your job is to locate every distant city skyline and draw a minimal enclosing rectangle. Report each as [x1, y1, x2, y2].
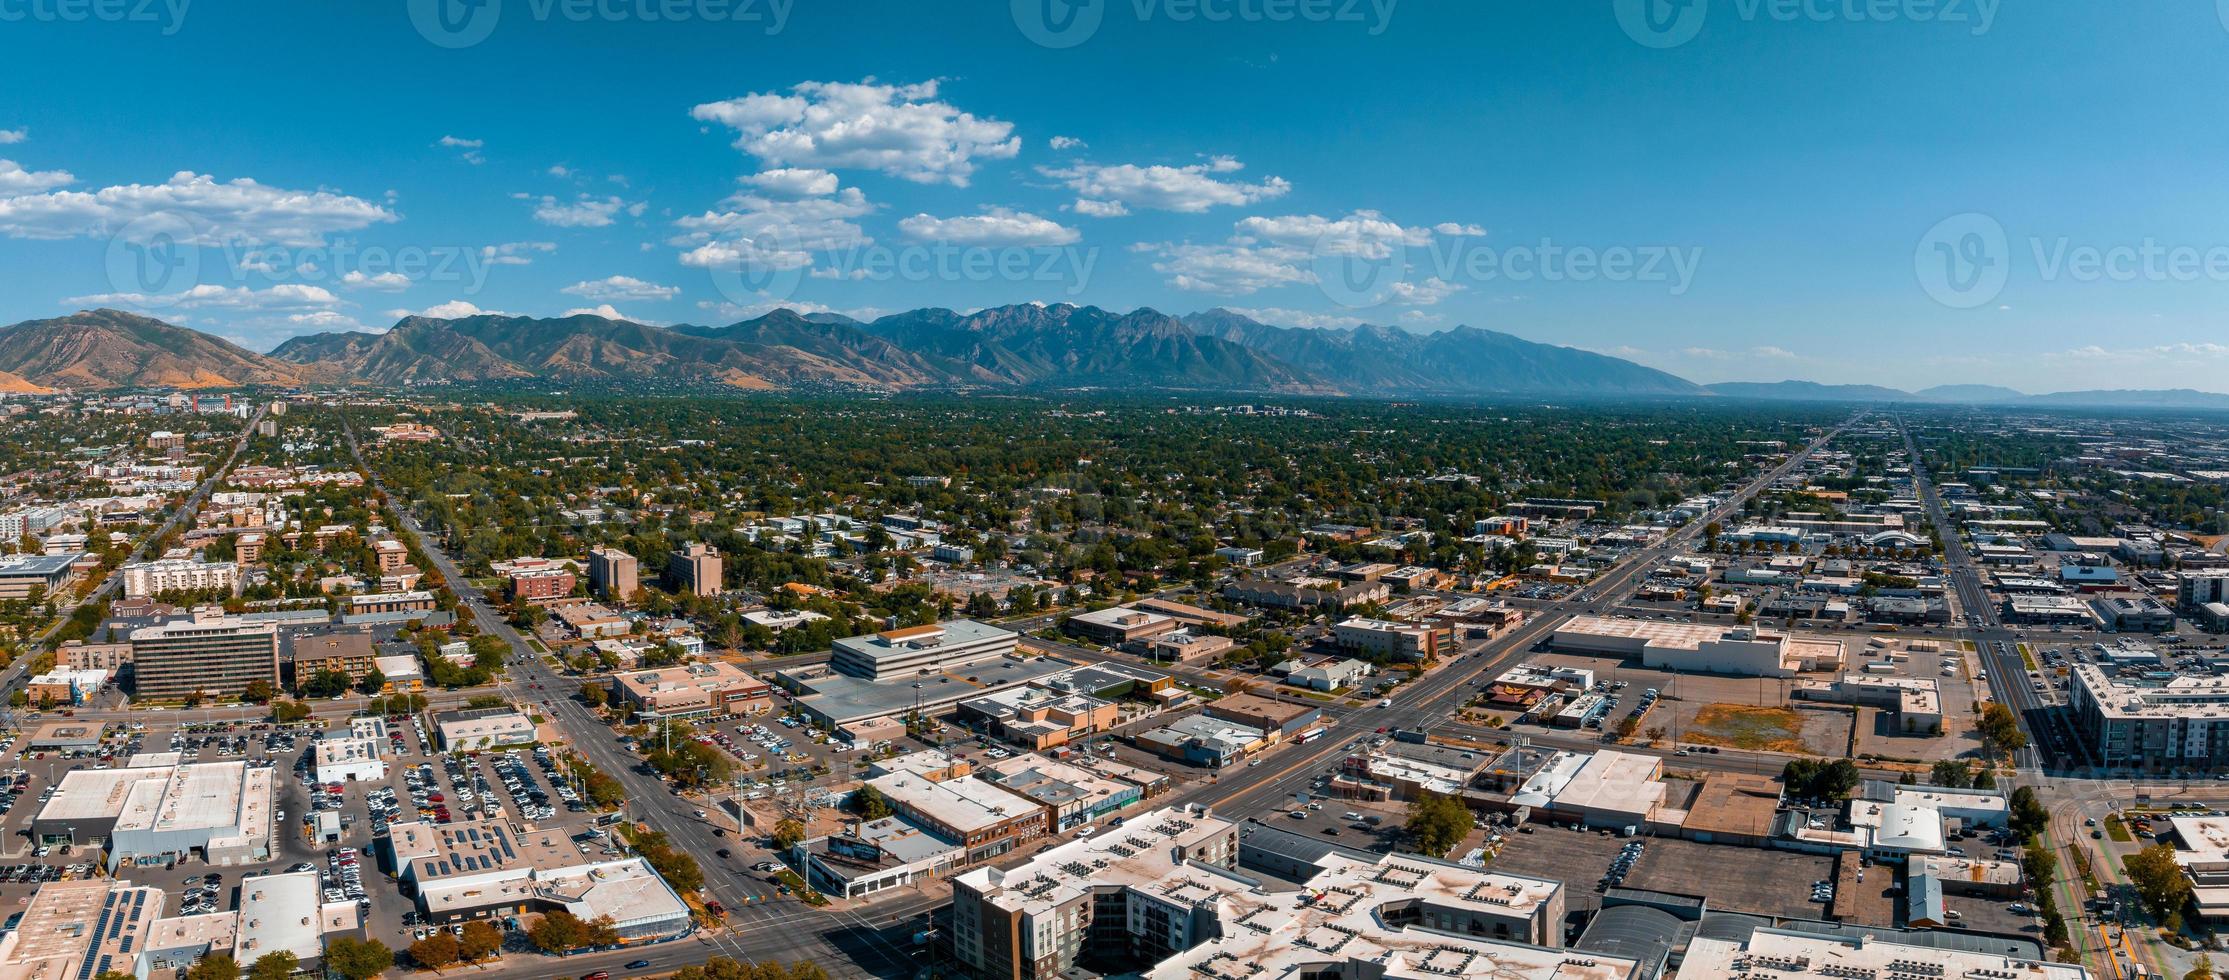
[5, 2, 2229, 391]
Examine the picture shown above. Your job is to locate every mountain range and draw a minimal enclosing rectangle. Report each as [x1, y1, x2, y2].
[0, 306, 2223, 410]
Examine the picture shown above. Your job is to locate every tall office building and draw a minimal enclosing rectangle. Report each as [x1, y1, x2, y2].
[665, 543, 722, 597]
[589, 545, 640, 603]
[128, 608, 280, 701]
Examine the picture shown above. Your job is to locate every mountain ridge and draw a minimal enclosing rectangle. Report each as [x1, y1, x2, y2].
[7, 307, 2227, 410]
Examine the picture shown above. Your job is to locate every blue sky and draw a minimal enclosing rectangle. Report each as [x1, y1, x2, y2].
[4, 0, 2229, 391]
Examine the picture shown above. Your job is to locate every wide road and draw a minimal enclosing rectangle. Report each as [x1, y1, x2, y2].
[337, 411, 1847, 979]
[340, 419, 935, 980]
[2, 405, 267, 706]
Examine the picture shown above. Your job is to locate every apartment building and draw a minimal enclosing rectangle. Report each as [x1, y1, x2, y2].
[2070, 663, 2229, 770]
[588, 545, 640, 602]
[120, 558, 238, 600]
[128, 609, 280, 701]
[665, 542, 722, 597]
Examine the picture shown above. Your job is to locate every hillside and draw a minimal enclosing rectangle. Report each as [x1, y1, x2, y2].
[0, 309, 307, 389]
[1182, 309, 1705, 396]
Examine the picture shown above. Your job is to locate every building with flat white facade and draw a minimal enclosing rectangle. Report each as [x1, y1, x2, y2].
[32, 759, 274, 870]
[121, 558, 238, 599]
[1682, 927, 2087, 979]
[1552, 616, 1842, 677]
[830, 620, 1018, 680]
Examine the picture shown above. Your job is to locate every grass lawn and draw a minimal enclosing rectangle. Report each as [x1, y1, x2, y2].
[2104, 815, 2133, 842]
[1684, 703, 1808, 753]
[2018, 644, 2038, 671]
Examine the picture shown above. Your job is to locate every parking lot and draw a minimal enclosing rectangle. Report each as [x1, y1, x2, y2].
[1488, 823, 1838, 921]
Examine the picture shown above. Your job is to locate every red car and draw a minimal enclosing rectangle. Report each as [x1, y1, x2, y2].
[581, 973, 611, 980]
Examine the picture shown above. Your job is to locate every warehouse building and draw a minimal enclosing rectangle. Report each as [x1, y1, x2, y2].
[34, 759, 275, 870]
[1552, 616, 1842, 677]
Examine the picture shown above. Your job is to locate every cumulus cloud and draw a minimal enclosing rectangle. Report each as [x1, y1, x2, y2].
[1049, 136, 1086, 151]
[1134, 240, 1313, 295]
[740, 168, 839, 198]
[562, 275, 680, 302]
[690, 79, 1020, 187]
[1071, 199, 1129, 218]
[1387, 276, 1464, 306]
[560, 304, 655, 322]
[388, 300, 504, 320]
[65, 283, 340, 311]
[0, 159, 72, 194]
[282, 311, 372, 332]
[897, 207, 1079, 246]
[670, 184, 873, 272]
[1433, 222, 1486, 236]
[481, 241, 556, 266]
[0, 170, 396, 246]
[1224, 306, 1371, 330]
[1039, 157, 1289, 214]
[1236, 210, 1434, 259]
[0, 129, 25, 145]
[528, 194, 644, 228]
[340, 271, 412, 291]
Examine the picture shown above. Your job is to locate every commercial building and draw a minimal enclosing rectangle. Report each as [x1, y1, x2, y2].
[1682, 927, 2086, 979]
[2093, 596, 2177, 632]
[128, 608, 280, 701]
[1551, 616, 1843, 678]
[346, 590, 437, 620]
[313, 736, 388, 783]
[949, 806, 1609, 980]
[2184, 570, 2229, 611]
[798, 816, 966, 901]
[588, 545, 640, 602]
[665, 542, 722, 596]
[120, 558, 238, 599]
[981, 755, 1142, 830]
[865, 765, 1050, 865]
[382, 819, 690, 942]
[25, 668, 107, 707]
[1792, 674, 1944, 733]
[1201, 693, 1321, 743]
[1135, 714, 1268, 769]
[1062, 606, 1178, 645]
[33, 759, 274, 870]
[0, 552, 82, 602]
[957, 686, 1119, 751]
[2004, 595, 2099, 626]
[2068, 663, 2229, 770]
[433, 707, 537, 751]
[830, 619, 1019, 680]
[610, 661, 772, 720]
[1332, 616, 1443, 660]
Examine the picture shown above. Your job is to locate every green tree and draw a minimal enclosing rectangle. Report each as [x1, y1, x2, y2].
[771, 818, 806, 851]
[186, 953, 240, 980]
[324, 936, 394, 980]
[529, 910, 590, 953]
[2127, 844, 2195, 927]
[248, 951, 299, 980]
[2009, 786, 2050, 839]
[2187, 953, 2215, 980]
[1405, 791, 1472, 856]
[854, 784, 893, 821]
[1977, 702, 2028, 759]
[457, 921, 503, 963]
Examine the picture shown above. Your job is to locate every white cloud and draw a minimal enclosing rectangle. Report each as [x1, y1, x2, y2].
[1039, 157, 1289, 214]
[1071, 199, 1129, 218]
[740, 168, 839, 197]
[562, 275, 680, 302]
[481, 241, 556, 266]
[340, 271, 412, 291]
[389, 300, 504, 320]
[698, 296, 880, 322]
[1433, 222, 1486, 236]
[0, 129, 25, 145]
[897, 207, 1078, 246]
[436, 135, 486, 165]
[1236, 210, 1434, 259]
[529, 194, 644, 228]
[1049, 136, 1086, 151]
[65, 283, 340, 311]
[1387, 276, 1464, 306]
[0, 171, 396, 246]
[670, 185, 873, 272]
[1135, 240, 1313, 295]
[561, 304, 648, 322]
[0, 159, 72, 194]
[547, 164, 572, 178]
[283, 311, 372, 332]
[691, 79, 1020, 187]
